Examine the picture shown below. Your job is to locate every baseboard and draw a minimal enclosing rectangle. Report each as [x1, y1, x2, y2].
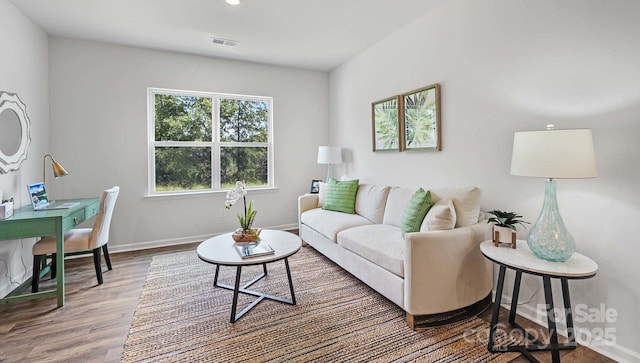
[109, 234, 211, 253]
[494, 290, 640, 363]
[109, 223, 298, 254]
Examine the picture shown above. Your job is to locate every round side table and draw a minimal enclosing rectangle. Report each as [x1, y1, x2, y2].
[480, 240, 598, 363]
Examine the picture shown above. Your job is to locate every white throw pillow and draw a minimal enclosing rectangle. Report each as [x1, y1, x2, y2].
[430, 186, 482, 227]
[318, 182, 326, 207]
[420, 198, 457, 231]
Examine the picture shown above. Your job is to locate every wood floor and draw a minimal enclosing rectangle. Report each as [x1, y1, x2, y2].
[0, 243, 615, 363]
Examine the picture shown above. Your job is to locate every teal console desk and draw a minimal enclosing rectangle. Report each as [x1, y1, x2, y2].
[0, 198, 99, 307]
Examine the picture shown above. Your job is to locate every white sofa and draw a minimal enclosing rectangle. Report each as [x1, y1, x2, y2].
[298, 183, 493, 329]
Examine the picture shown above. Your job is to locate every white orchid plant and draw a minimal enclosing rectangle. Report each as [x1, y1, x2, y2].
[225, 181, 258, 234]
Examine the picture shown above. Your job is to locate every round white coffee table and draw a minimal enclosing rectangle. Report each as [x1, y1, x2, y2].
[197, 229, 302, 323]
[480, 240, 598, 363]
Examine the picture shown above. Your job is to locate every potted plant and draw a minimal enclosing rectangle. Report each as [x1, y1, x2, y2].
[225, 181, 261, 243]
[487, 210, 529, 248]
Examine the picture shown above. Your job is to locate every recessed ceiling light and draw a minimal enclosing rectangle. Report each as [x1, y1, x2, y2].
[211, 37, 239, 47]
[226, 0, 240, 5]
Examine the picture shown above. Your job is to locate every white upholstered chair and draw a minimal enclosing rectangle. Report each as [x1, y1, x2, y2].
[31, 186, 120, 292]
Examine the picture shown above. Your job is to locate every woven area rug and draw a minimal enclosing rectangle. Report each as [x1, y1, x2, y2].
[121, 246, 518, 362]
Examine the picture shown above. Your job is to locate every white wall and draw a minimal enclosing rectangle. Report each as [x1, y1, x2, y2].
[3, 0, 637, 358]
[329, 0, 640, 361]
[0, 0, 49, 296]
[49, 38, 329, 251]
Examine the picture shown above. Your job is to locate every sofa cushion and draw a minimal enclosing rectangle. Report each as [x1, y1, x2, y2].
[355, 184, 391, 224]
[301, 208, 372, 242]
[421, 197, 457, 231]
[430, 186, 482, 227]
[317, 181, 326, 207]
[337, 224, 405, 277]
[382, 187, 415, 227]
[322, 178, 359, 214]
[400, 189, 433, 237]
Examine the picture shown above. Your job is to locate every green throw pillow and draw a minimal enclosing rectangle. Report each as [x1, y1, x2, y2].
[322, 178, 359, 214]
[401, 188, 433, 237]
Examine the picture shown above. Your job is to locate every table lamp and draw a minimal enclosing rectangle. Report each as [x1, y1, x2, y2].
[510, 125, 597, 262]
[317, 146, 342, 181]
[43, 154, 69, 184]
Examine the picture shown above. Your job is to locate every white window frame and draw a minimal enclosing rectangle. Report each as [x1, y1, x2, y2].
[147, 87, 275, 196]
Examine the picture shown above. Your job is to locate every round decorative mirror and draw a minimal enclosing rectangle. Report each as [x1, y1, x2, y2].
[0, 92, 31, 174]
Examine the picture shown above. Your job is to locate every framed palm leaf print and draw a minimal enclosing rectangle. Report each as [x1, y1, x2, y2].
[400, 84, 441, 151]
[371, 96, 401, 152]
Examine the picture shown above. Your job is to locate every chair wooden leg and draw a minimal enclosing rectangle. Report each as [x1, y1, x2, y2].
[102, 245, 112, 271]
[32, 255, 41, 293]
[51, 253, 57, 279]
[93, 248, 103, 285]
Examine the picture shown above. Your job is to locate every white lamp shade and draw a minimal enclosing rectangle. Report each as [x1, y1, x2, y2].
[511, 129, 597, 179]
[317, 146, 342, 164]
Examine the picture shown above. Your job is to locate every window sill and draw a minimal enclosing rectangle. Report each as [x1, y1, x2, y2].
[143, 186, 279, 201]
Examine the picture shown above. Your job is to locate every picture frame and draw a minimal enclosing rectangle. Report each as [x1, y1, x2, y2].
[309, 179, 322, 194]
[400, 83, 441, 151]
[371, 96, 401, 152]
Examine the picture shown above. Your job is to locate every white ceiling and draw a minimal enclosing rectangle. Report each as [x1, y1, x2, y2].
[10, 0, 439, 71]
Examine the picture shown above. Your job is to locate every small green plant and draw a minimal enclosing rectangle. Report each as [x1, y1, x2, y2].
[237, 200, 257, 232]
[487, 210, 529, 231]
[225, 180, 258, 234]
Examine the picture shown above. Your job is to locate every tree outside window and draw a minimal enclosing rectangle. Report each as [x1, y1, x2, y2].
[149, 89, 273, 194]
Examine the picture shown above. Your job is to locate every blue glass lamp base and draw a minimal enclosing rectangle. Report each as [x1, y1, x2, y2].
[526, 179, 575, 262]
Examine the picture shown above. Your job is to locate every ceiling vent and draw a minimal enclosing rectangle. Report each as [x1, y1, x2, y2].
[211, 37, 239, 47]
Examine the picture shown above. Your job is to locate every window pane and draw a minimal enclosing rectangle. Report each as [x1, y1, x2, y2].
[155, 147, 211, 191]
[220, 99, 268, 142]
[220, 147, 268, 188]
[155, 94, 212, 141]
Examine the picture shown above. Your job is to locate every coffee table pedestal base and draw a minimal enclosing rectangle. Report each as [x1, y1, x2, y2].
[214, 258, 296, 323]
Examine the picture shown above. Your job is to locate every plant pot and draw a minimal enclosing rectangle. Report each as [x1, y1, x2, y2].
[231, 228, 261, 243]
[493, 225, 516, 248]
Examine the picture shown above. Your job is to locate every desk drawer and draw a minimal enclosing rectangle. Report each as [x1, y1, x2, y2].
[85, 201, 100, 219]
[63, 209, 86, 230]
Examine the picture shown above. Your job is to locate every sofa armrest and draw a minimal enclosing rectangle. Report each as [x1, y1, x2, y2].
[298, 194, 319, 231]
[403, 222, 492, 315]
